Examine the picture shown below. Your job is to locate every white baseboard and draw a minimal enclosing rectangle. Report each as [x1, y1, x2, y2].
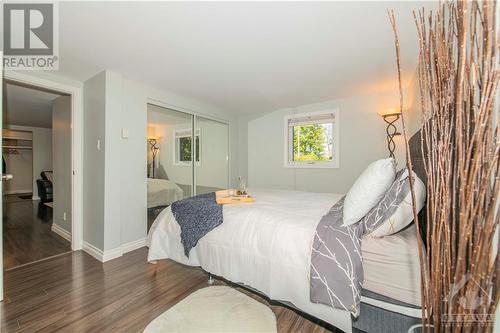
[121, 237, 147, 254]
[102, 246, 124, 262]
[82, 241, 106, 262]
[51, 224, 71, 242]
[32, 195, 40, 200]
[82, 237, 147, 263]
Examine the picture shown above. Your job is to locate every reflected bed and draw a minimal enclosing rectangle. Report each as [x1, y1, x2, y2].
[147, 178, 184, 209]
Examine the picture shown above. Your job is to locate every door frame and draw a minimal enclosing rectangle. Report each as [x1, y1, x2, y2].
[3, 71, 84, 252]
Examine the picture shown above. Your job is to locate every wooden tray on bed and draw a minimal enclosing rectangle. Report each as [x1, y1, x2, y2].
[215, 190, 255, 205]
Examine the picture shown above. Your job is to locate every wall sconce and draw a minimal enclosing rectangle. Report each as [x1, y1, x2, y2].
[379, 109, 401, 159]
[147, 126, 161, 178]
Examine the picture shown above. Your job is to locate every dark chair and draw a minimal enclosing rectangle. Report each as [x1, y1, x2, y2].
[36, 171, 53, 203]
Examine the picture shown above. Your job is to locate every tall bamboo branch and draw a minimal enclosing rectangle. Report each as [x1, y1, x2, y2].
[388, 10, 431, 331]
[389, 1, 498, 331]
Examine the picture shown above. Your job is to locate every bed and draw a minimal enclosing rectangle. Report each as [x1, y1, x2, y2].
[147, 178, 184, 209]
[147, 188, 423, 333]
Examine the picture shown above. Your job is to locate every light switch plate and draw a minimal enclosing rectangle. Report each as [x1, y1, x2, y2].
[121, 128, 129, 139]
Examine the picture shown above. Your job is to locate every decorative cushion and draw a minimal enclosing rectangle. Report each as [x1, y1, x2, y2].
[362, 169, 426, 237]
[343, 158, 396, 226]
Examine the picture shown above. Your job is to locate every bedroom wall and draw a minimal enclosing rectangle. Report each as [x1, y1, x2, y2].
[83, 72, 107, 250]
[244, 88, 417, 194]
[4, 125, 53, 197]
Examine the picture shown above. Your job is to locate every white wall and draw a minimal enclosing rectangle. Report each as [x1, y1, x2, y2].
[103, 72, 123, 252]
[83, 72, 106, 250]
[52, 96, 72, 233]
[244, 89, 416, 194]
[4, 125, 52, 197]
[83, 71, 122, 252]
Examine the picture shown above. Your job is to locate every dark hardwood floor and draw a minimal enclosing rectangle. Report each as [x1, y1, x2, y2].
[3, 196, 72, 269]
[1, 248, 338, 333]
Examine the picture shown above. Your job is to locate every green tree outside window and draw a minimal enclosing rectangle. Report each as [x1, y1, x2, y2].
[292, 124, 332, 161]
[179, 136, 200, 162]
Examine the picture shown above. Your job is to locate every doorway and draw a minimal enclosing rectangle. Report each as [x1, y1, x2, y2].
[2, 81, 72, 269]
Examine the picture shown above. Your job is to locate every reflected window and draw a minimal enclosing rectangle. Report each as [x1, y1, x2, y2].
[174, 129, 201, 165]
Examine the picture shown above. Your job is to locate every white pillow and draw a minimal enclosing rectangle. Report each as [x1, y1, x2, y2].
[343, 158, 396, 226]
[365, 170, 426, 237]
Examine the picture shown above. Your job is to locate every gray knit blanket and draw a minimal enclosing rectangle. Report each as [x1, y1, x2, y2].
[171, 192, 223, 257]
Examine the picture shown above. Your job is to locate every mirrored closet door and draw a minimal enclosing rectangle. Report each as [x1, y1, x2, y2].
[147, 104, 194, 220]
[146, 104, 229, 221]
[195, 116, 229, 195]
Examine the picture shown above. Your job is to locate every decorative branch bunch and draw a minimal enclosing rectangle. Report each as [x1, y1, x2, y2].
[389, 1, 499, 332]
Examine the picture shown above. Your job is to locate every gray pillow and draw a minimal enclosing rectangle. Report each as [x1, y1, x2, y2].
[361, 168, 426, 237]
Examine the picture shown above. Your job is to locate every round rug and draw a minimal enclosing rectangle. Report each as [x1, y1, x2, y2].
[143, 286, 277, 333]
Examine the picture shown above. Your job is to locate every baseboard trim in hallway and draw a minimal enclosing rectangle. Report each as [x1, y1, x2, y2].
[4, 251, 73, 272]
[51, 224, 72, 242]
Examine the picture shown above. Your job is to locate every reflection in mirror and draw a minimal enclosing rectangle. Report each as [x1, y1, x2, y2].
[147, 104, 194, 228]
[195, 116, 229, 194]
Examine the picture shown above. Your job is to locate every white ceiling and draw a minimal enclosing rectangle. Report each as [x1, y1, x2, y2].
[3, 83, 62, 128]
[54, 1, 433, 114]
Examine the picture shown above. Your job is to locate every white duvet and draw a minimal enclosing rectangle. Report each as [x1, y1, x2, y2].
[147, 188, 353, 333]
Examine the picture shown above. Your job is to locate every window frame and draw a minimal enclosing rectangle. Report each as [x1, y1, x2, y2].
[173, 128, 201, 167]
[283, 109, 340, 169]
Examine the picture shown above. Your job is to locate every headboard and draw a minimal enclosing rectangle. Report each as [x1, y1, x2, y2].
[408, 129, 428, 245]
[408, 129, 426, 186]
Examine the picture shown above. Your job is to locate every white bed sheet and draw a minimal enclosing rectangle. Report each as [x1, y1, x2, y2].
[147, 178, 184, 209]
[361, 224, 423, 307]
[147, 188, 353, 333]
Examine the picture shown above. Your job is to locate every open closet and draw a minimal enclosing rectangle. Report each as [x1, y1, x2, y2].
[2, 129, 33, 198]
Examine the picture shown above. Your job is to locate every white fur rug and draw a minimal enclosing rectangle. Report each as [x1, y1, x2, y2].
[143, 286, 277, 333]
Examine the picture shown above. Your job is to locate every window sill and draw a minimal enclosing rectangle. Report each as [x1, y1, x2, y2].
[173, 162, 202, 167]
[284, 162, 339, 169]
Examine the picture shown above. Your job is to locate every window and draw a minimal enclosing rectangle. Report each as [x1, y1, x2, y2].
[174, 128, 201, 166]
[284, 110, 339, 168]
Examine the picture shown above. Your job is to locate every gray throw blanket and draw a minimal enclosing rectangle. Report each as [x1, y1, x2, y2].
[310, 169, 414, 316]
[171, 192, 223, 257]
[310, 197, 365, 316]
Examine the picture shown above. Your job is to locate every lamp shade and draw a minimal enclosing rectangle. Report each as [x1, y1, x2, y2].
[147, 126, 157, 139]
[378, 108, 401, 118]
